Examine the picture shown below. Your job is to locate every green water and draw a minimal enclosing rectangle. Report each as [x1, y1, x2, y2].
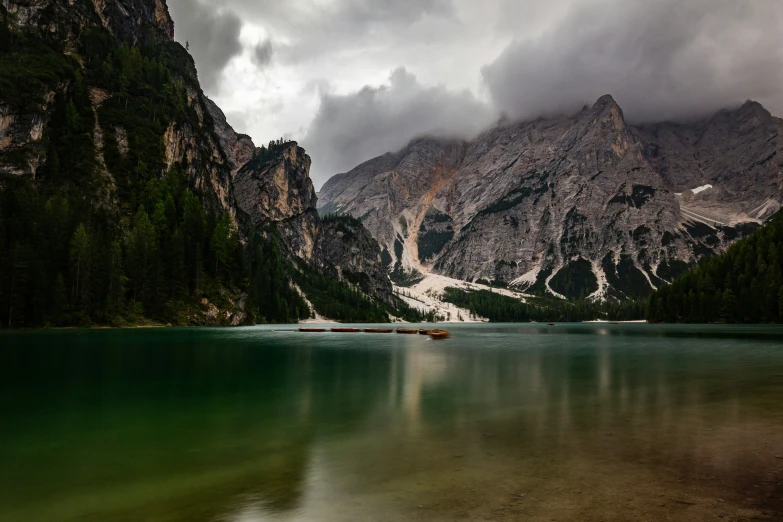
[2, 324, 783, 521]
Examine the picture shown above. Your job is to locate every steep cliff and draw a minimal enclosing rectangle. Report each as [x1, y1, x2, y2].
[232, 142, 401, 309]
[319, 95, 781, 301]
[3, 0, 174, 47]
[234, 143, 319, 260]
[0, 0, 237, 214]
[314, 216, 395, 306]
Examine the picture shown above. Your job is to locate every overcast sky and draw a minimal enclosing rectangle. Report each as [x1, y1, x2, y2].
[168, 0, 783, 189]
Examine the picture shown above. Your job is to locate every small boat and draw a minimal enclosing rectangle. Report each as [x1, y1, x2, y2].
[428, 329, 451, 340]
[396, 328, 418, 334]
[299, 328, 326, 333]
[548, 323, 556, 326]
[364, 328, 394, 334]
[331, 328, 361, 333]
[419, 329, 432, 335]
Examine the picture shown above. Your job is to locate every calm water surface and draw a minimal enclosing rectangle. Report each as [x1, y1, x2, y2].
[2, 324, 783, 521]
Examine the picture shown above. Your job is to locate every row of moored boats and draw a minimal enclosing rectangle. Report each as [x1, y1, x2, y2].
[299, 327, 451, 340]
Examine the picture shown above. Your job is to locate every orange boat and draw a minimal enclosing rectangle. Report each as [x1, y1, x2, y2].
[331, 328, 361, 333]
[396, 328, 418, 334]
[364, 328, 393, 334]
[299, 328, 326, 333]
[419, 329, 432, 335]
[428, 330, 451, 340]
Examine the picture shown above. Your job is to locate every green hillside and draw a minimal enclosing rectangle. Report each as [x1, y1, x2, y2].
[648, 212, 783, 323]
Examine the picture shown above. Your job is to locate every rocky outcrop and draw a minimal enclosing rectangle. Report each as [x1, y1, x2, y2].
[0, 0, 238, 217]
[318, 137, 466, 271]
[319, 95, 782, 300]
[234, 143, 319, 261]
[0, 102, 49, 175]
[204, 97, 256, 178]
[232, 142, 398, 305]
[314, 217, 396, 306]
[3, 0, 174, 48]
[633, 101, 783, 223]
[161, 108, 234, 214]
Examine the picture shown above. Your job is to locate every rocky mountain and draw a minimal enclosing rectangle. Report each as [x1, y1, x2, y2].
[314, 215, 395, 306]
[1, 0, 236, 213]
[4, 0, 174, 48]
[234, 142, 319, 260]
[0, 0, 402, 326]
[319, 95, 782, 301]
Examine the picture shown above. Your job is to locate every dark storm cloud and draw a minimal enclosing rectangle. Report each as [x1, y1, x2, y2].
[482, 0, 783, 123]
[303, 68, 494, 187]
[253, 39, 274, 68]
[221, 0, 452, 27]
[168, 0, 243, 91]
[163, 0, 783, 188]
[210, 0, 454, 63]
[337, 0, 453, 26]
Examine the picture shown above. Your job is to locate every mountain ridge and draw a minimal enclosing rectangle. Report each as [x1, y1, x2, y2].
[318, 94, 782, 301]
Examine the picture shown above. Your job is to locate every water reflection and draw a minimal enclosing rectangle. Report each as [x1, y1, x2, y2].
[1, 324, 783, 521]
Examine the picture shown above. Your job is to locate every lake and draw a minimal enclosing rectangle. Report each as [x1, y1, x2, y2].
[1, 324, 783, 521]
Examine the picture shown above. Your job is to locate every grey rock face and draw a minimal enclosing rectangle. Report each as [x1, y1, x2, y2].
[318, 137, 466, 270]
[0, 103, 48, 176]
[234, 143, 319, 261]
[319, 95, 782, 300]
[204, 98, 256, 179]
[4, 0, 174, 48]
[633, 101, 783, 223]
[232, 143, 398, 305]
[314, 218, 395, 306]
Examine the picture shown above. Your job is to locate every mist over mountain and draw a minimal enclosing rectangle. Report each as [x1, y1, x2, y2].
[168, 0, 783, 188]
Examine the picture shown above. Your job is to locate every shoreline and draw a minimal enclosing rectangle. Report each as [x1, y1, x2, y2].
[582, 319, 648, 324]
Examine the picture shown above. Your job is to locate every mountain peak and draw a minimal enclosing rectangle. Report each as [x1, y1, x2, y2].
[594, 94, 620, 109]
[738, 99, 771, 118]
[588, 94, 626, 131]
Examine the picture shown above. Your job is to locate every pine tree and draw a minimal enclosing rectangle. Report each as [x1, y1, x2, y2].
[49, 273, 67, 326]
[210, 213, 231, 282]
[778, 286, 783, 320]
[181, 190, 204, 294]
[721, 289, 737, 323]
[69, 223, 91, 310]
[126, 207, 158, 309]
[106, 241, 126, 320]
[169, 228, 187, 299]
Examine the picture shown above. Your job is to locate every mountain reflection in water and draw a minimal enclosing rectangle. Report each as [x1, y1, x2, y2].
[1, 323, 782, 521]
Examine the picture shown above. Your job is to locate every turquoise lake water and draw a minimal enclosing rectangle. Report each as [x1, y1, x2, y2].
[2, 324, 783, 521]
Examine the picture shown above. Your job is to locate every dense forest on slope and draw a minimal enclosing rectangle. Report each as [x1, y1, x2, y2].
[647, 212, 783, 323]
[0, 11, 405, 327]
[292, 263, 419, 323]
[441, 288, 646, 323]
[0, 20, 236, 327]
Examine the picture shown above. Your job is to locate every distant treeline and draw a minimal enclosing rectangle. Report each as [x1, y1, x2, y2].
[647, 211, 783, 324]
[444, 211, 783, 325]
[441, 288, 646, 323]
